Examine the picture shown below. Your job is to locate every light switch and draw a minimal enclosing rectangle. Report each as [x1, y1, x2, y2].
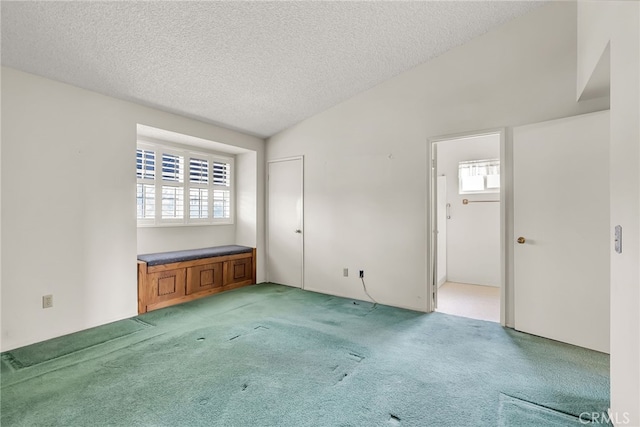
[614, 225, 622, 254]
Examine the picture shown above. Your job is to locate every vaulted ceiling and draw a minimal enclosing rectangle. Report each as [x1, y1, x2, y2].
[1, 1, 545, 138]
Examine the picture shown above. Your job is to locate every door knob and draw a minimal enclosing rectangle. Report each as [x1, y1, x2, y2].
[295, 229, 302, 234]
[517, 237, 526, 244]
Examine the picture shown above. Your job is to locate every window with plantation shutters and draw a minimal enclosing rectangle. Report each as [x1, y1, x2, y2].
[189, 157, 209, 219]
[136, 142, 233, 226]
[136, 149, 156, 220]
[160, 153, 184, 221]
[212, 162, 231, 219]
[137, 149, 155, 180]
[213, 162, 230, 186]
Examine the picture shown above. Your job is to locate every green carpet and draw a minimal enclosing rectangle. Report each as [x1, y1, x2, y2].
[498, 394, 604, 426]
[2, 318, 152, 369]
[1, 283, 610, 426]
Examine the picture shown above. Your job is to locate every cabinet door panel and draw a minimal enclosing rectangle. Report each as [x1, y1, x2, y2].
[226, 257, 252, 285]
[147, 269, 186, 305]
[186, 262, 223, 294]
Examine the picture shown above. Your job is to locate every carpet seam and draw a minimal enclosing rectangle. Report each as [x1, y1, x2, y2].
[0, 332, 167, 389]
[6, 324, 150, 370]
[499, 393, 596, 421]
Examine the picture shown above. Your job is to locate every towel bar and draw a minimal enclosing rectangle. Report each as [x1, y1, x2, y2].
[462, 199, 500, 204]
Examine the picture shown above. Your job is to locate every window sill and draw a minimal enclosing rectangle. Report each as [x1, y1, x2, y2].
[137, 222, 234, 228]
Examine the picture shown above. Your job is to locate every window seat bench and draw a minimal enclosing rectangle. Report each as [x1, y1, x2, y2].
[137, 245, 256, 314]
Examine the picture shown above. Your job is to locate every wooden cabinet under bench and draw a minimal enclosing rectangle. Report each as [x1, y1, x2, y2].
[137, 245, 256, 314]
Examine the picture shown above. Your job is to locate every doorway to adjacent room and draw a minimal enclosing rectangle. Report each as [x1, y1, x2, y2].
[428, 131, 504, 323]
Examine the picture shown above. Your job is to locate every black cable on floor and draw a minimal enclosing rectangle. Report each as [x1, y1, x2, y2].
[361, 277, 378, 307]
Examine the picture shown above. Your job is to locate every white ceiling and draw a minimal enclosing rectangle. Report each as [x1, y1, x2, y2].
[1, 1, 544, 138]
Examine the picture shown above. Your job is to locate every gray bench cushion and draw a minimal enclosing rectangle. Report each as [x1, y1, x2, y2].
[138, 245, 252, 266]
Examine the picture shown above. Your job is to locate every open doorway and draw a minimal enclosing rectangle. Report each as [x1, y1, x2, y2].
[429, 131, 504, 323]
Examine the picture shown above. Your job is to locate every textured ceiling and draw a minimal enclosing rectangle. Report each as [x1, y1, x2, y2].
[2, 1, 544, 138]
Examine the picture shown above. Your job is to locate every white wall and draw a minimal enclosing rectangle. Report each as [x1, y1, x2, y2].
[267, 2, 609, 317]
[0, 67, 3, 352]
[235, 150, 267, 283]
[1, 67, 265, 351]
[136, 225, 236, 255]
[578, 2, 640, 425]
[437, 134, 500, 287]
[236, 151, 258, 248]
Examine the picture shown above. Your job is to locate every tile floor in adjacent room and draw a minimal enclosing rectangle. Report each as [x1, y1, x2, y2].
[436, 281, 500, 322]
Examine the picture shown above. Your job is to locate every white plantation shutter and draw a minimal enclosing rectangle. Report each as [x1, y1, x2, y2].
[136, 148, 156, 224]
[159, 152, 184, 220]
[189, 158, 208, 184]
[137, 141, 233, 225]
[136, 184, 155, 219]
[212, 160, 231, 219]
[161, 153, 184, 183]
[213, 190, 231, 219]
[213, 162, 230, 186]
[161, 186, 184, 219]
[189, 188, 208, 219]
[188, 158, 209, 220]
[137, 149, 155, 180]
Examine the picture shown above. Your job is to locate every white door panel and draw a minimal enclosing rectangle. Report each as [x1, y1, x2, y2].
[513, 111, 609, 353]
[267, 158, 303, 288]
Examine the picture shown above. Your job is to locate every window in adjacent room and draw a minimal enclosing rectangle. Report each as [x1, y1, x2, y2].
[136, 142, 233, 226]
[458, 158, 500, 194]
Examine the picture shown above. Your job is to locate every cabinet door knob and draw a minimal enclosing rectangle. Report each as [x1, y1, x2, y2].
[517, 237, 526, 244]
[295, 229, 302, 234]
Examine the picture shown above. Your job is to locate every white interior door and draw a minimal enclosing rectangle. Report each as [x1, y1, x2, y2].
[513, 111, 609, 353]
[267, 157, 303, 288]
[436, 176, 447, 287]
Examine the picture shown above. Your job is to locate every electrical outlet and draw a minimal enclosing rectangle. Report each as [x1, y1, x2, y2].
[359, 270, 364, 278]
[343, 268, 349, 277]
[42, 294, 53, 309]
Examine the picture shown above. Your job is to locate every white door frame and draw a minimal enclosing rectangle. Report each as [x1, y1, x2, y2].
[426, 129, 507, 326]
[266, 156, 305, 289]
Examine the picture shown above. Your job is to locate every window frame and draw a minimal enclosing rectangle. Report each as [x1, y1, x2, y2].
[136, 140, 234, 227]
[457, 158, 500, 195]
